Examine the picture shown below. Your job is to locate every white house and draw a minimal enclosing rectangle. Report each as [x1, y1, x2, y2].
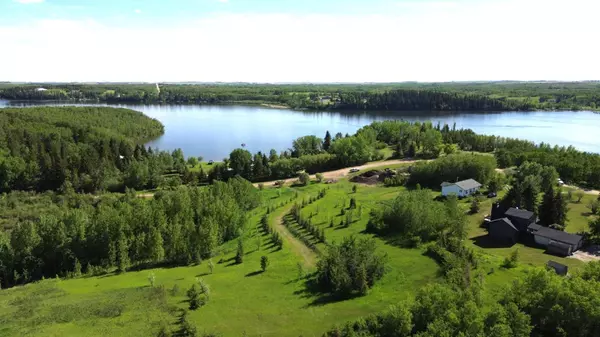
[440, 179, 482, 197]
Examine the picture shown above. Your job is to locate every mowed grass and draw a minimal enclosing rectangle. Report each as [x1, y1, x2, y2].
[1, 167, 595, 337]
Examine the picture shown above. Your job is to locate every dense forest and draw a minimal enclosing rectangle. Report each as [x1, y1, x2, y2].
[0, 178, 259, 288]
[2, 81, 600, 111]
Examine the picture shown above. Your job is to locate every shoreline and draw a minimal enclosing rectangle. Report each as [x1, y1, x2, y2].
[1, 99, 598, 113]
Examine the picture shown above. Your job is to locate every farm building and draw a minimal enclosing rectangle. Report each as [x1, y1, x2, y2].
[528, 224, 583, 256]
[440, 179, 481, 197]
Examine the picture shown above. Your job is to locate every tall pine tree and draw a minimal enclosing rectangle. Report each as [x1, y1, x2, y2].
[323, 131, 332, 152]
[538, 186, 556, 226]
[553, 189, 568, 229]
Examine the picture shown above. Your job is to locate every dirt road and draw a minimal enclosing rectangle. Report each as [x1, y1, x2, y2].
[273, 206, 317, 268]
[254, 159, 416, 187]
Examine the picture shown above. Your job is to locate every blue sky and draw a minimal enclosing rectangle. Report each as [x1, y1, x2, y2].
[1, 0, 598, 82]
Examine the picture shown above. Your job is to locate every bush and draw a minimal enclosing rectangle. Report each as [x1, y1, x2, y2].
[298, 172, 310, 186]
[316, 173, 324, 183]
[503, 249, 519, 269]
[316, 236, 387, 298]
[258, 183, 265, 190]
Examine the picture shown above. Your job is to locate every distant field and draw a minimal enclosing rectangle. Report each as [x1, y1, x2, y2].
[0, 162, 594, 337]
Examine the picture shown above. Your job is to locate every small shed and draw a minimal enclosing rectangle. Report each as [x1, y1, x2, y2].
[488, 218, 519, 245]
[547, 260, 568, 276]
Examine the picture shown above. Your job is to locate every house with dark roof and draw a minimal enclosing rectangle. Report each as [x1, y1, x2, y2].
[441, 179, 482, 197]
[528, 224, 583, 256]
[547, 260, 568, 276]
[504, 208, 537, 232]
[488, 218, 519, 245]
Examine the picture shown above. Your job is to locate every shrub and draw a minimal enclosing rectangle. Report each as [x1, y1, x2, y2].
[298, 172, 310, 186]
[316, 173, 324, 182]
[503, 249, 519, 269]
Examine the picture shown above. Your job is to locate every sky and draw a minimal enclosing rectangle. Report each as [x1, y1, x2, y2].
[0, 0, 598, 82]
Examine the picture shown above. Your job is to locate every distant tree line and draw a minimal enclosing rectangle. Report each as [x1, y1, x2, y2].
[0, 178, 259, 289]
[2, 82, 599, 111]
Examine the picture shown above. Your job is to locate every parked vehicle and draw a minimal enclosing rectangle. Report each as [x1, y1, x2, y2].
[487, 192, 497, 198]
[349, 168, 360, 173]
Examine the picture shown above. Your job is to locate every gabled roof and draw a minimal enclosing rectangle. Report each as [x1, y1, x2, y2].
[489, 217, 518, 232]
[528, 223, 543, 232]
[455, 179, 482, 190]
[533, 226, 583, 246]
[441, 179, 481, 190]
[505, 207, 535, 220]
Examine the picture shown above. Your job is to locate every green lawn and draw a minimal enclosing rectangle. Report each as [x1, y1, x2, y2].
[1, 164, 595, 337]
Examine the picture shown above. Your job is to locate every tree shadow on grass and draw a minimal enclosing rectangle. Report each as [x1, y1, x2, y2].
[470, 234, 516, 249]
[195, 272, 210, 278]
[245, 270, 264, 277]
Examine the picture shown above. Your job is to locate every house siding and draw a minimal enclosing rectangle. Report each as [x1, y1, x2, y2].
[441, 185, 463, 197]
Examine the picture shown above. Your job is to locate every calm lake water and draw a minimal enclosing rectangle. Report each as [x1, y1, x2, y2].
[1, 100, 599, 160]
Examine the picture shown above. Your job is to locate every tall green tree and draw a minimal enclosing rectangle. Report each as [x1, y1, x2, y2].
[323, 131, 332, 152]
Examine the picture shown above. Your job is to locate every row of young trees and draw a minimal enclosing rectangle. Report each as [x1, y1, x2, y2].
[0, 177, 259, 289]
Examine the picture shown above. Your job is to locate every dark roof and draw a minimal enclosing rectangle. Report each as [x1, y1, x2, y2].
[455, 179, 482, 190]
[533, 226, 583, 246]
[528, 223, 543, 232]
[547, 260, 568, 274]
[489, 217, 518, 232]
[505, 208, 535, 220]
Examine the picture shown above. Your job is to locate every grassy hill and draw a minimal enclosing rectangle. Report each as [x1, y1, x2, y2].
[0, 165, 595, 337]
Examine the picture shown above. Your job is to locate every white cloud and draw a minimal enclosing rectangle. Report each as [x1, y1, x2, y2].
[0, 0, 598, 82]
[14, 0, 44, 4]
[134, 9, 142, 14]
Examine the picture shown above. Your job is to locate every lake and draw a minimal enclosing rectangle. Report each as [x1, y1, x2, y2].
[1, 100, 599, 160]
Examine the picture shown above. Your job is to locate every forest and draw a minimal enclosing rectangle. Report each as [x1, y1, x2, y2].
[1, 81, 600, 111]
[2, 105, 600, 336]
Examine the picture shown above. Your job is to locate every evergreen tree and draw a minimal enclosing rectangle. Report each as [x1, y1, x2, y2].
[187, 285, 201, 310]
[323, 131, 332, 152]
[235, 239, 244, 264]
[260, 256, 269, 272]
[553, 189, 568, 229]
[538, 186, 556, 226]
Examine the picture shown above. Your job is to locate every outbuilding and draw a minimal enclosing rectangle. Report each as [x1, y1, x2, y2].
[547, 260, 568, 276]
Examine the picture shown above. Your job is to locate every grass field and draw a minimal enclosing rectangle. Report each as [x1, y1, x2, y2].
[0, 165, 595, 337]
